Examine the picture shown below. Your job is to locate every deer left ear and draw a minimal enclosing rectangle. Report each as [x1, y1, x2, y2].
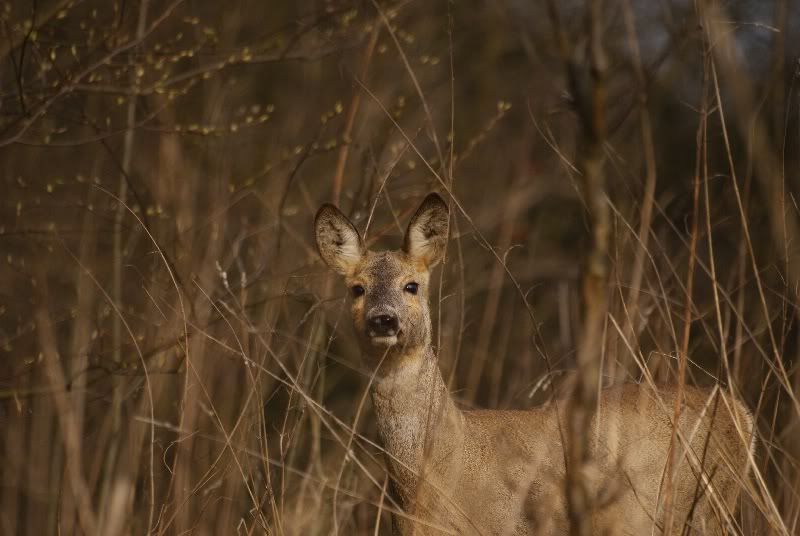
[403, 193, 450, 268]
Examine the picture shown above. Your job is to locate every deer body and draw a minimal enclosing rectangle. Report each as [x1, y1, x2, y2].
[315, 194, 754, 535]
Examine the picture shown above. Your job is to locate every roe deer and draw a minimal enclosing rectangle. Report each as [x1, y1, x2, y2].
[314, 193, 755, 535]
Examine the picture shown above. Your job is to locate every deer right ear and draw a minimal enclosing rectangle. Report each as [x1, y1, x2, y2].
[314, 204, 364, 276]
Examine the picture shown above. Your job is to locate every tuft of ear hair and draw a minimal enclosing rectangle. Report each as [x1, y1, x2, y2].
[403, 193, 450, 268]
[314, 204, 364, 276]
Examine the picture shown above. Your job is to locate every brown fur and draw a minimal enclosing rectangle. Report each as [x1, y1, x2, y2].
[314, 193, 755, 535]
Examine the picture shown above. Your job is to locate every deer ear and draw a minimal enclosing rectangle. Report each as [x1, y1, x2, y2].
[404, 193, 450, 268]
[315, 204, 364, 276]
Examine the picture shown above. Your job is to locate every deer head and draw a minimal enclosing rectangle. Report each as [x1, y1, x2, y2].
[314, 193, 450, 361]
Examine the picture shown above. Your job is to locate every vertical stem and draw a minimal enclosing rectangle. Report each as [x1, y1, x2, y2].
[60, 182, 98, 533]
[565, 1, 608, 535]
[465, 183, 517, 399]
[331, 25, 380, 205]
[620, 0, 657, 352]
[103, 0, 149, 530]
[662, 43, 708, 536]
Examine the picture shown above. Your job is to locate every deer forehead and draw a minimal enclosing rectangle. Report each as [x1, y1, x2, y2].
[350, 251, 428, 287]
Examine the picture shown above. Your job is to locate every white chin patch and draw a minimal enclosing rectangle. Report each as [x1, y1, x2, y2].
[369, 335, 398, 346]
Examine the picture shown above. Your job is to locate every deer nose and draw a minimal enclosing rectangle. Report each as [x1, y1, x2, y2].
[367, 313, 399, 336]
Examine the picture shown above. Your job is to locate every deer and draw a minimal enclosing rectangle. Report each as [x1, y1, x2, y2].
[314, 192, 756, 535]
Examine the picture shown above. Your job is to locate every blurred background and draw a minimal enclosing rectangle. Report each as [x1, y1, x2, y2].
[1, 0, 799, 534]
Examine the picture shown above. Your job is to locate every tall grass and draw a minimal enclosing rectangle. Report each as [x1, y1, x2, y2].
[1, 0, 798, 534]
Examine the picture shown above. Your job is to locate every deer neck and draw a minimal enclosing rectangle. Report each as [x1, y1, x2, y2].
[369, 344, 464, 501]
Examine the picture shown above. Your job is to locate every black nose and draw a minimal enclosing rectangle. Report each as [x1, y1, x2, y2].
[367, 314, 399, 336]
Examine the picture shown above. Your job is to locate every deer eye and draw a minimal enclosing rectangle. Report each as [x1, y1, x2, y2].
[351, 285, 365, 298]
[404, 282, 419, 295]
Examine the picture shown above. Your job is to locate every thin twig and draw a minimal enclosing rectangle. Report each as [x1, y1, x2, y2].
[331, 24, 380, 205]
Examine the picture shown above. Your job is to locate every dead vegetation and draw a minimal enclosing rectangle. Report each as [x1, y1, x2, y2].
[1, 0, 799, 534]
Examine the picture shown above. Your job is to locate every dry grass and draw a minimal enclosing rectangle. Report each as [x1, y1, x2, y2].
[1, 0, 799, 534]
